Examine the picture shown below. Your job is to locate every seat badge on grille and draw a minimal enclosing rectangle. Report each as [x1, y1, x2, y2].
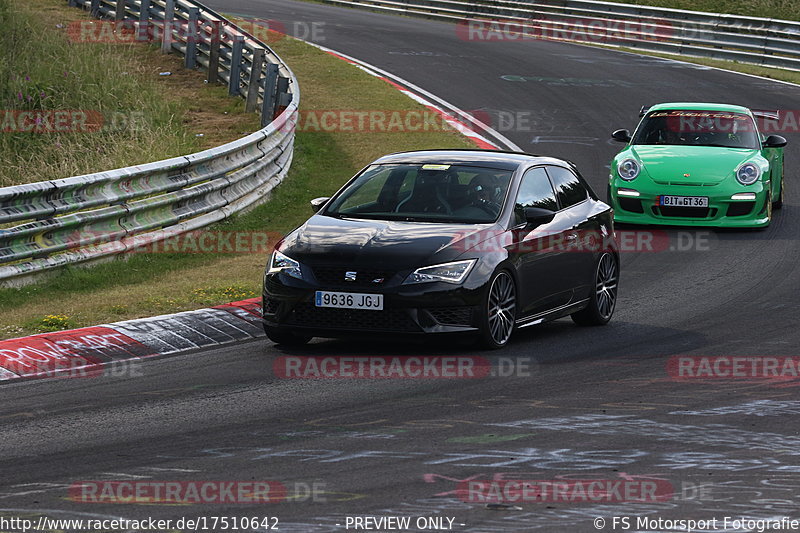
[345, 271, 357, 282]
[372, 278, 384, 283]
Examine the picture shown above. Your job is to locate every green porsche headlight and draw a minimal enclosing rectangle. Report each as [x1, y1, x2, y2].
[617, 158, 640, 181]
[736, 162, 761, 185]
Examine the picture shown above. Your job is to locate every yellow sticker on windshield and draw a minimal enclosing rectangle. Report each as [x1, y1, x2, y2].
[421, 164, 450, 170]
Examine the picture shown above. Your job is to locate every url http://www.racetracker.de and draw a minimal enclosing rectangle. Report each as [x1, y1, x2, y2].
[0, 516, 280, 532]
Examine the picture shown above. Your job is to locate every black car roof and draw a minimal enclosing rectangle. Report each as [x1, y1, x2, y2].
[372, 149, 568, 171]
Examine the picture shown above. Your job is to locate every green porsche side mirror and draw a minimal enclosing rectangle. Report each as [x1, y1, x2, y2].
[763, 135, 787, 148]
[612, 129, 632, 143]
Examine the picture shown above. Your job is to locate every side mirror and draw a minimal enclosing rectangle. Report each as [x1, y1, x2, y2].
[524, 207, 556, 226]
[310, 197, 330, 213]
[612, 129, 632, 143]
[763, 135, 787, 148]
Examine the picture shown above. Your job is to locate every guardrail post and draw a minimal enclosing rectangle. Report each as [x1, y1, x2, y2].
[161, 0, 175, 54]
[279, 85, 293, 109]
[137, 0, 151, 42]
[90, 0, 99, 17]
[207, 20, 221, 84]
[273, 76, 290, 121]
[185, 7, 200, 70]
[228, 35, 245, 97]
[245, 48, 265, 113]
[115, 0, 125, 21]
[260, 63, 280, 127]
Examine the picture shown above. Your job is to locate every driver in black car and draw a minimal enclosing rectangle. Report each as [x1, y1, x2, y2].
[467, 172, 503, 218]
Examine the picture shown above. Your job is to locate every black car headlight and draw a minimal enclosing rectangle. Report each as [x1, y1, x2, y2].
[267, 250, 303, 279]
[402, 260, 476, 285]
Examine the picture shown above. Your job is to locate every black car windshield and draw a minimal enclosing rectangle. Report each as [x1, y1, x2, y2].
[632, 110, 760, 149]
[323, 163, 514, 223]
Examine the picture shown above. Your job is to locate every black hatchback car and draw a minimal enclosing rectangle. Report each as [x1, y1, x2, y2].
[263, 150, 618, 349]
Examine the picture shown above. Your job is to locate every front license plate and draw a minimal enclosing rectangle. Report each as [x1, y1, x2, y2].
[659, 195, 709, 207]
[315, 291, 383, 310]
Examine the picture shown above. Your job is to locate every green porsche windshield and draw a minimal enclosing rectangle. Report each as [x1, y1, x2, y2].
[632, 110, 760, 149]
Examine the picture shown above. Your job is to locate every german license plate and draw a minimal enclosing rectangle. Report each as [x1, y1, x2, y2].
[315, 291, 383, 310]
[659, 195, 709, 207]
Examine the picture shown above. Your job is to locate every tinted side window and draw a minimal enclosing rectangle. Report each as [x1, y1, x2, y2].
[546, 166, 587, 209]
[514, 167, 558, 225]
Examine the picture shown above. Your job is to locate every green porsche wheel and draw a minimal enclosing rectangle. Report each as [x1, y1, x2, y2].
[773, 174, 784, 210]
[757, 191, 773, 231]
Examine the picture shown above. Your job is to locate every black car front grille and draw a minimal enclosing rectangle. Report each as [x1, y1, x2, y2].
[286, 303, 420, 332]
[653, 206, 713, 218]
[726, 202, 755, 217]
[428, 307, 474, 327]
[312, 267, 394, 287]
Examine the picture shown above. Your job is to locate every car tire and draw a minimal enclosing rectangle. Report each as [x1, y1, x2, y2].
[478, 270, 517, 350]
[264, 325, 312, 346]
[571, 252, 618, 326]
[773, 175, 784, 210]
[764, 190, 773, 227]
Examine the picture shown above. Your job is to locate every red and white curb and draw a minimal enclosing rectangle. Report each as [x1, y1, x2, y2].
[0, 298, 264, 381]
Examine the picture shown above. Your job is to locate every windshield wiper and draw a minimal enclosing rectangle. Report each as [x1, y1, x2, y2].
[332, 213, 464, 223]
[697, 143, 750, 149]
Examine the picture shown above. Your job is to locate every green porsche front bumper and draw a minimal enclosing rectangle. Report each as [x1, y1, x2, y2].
[609, 178, 771, 228]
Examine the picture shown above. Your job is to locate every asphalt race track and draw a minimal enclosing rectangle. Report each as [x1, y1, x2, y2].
[2, 1, 800, 531]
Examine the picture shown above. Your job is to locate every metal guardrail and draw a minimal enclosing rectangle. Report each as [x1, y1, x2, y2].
[323, 0, 800, 71]
[0, 0, 299, 285]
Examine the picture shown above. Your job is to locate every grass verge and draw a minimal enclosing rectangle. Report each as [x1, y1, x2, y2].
[0, 0, 262, 187]
[0, 8, 474, 339]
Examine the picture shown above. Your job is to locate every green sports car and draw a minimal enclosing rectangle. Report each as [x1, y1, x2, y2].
[608, 102, 787, 228]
